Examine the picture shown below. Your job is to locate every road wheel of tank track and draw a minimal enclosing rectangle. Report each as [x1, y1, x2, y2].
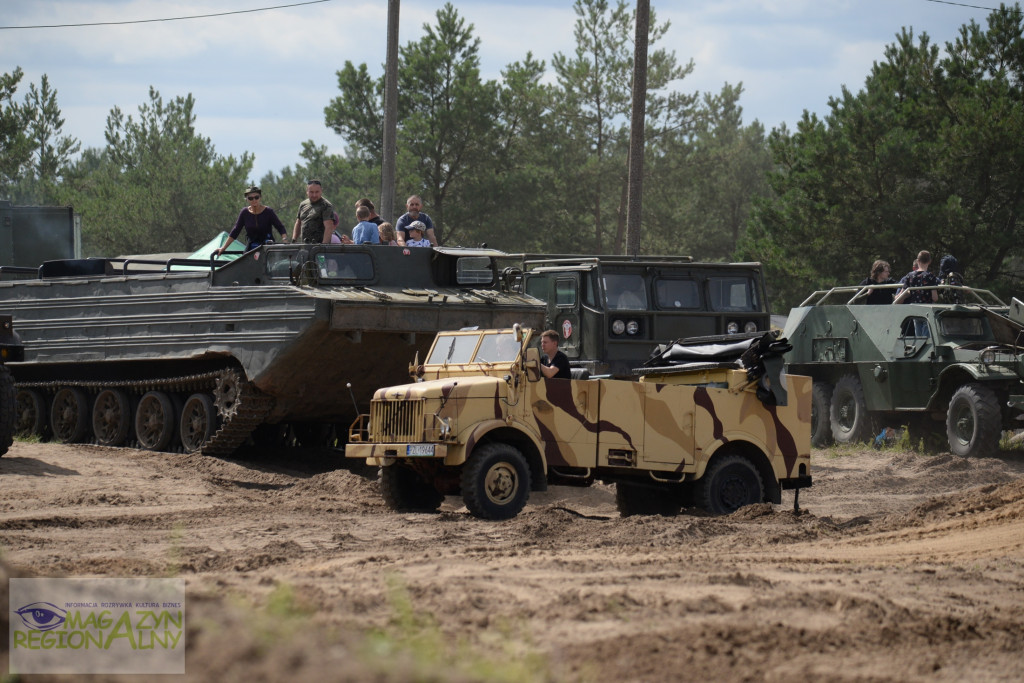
[699, 454, 764, 515]
[213, 369, 242, 420]
[946, 384, 1001, 458]
[92, 389, 133, 447]
[51, 387, 91, 444]
[830, 375, 873, 444]
[461, 443, 531, 520]
[615, 481, 682, 517]
[180, 393, 218, 454]
[379, 464, 444, 513]
[135, 391, 177, 451]
[811, 381, 834, 448]
[15, 388, 49, 440]
[0, 367, 15, 456]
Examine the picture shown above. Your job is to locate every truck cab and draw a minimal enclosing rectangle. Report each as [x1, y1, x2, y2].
[510, 255, 770, 377]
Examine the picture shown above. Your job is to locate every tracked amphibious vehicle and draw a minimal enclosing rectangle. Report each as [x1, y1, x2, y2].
[1, 244, 544, 455]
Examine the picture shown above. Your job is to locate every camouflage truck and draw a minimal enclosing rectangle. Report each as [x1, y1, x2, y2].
[0, 245, 543, 456]
[346, 327, 812, 519]
[504, 254, 770, 378]
[783, 282, 1024, 457]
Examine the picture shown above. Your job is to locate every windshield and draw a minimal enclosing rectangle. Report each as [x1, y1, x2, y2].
[474, 331, 520, 363]
[604, 273, 647, 310]
[425, 330, 520, 365]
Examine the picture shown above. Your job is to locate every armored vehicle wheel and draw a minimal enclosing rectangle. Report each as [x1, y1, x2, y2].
[946, 384, 1001, 458]
[461, 443, 531, 520]
[811, 381, 834, 447]
[51, 387, 91, 443]
[214, 370, 242, 419]
[615, 481, 681, 516]
[180, 393, 218, 454]
[92, 389, 133, 447]
[135, 391, 177, 451]
[0, 367, 15, 455]
[830, 376, 872, 444]
[15, 389, 49, 439]
[379, 464, 444, 512]
[699, 454, 764, 515]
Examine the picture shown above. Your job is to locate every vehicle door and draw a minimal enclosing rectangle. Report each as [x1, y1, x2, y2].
[523, 270, 584, 359]
[889, 314, 937, 408]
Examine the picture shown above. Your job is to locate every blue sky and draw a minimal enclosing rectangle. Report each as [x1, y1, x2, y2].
[1, 0, 1001, 183]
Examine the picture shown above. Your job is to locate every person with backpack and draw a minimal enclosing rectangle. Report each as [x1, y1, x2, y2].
[938, 254, 966, 304]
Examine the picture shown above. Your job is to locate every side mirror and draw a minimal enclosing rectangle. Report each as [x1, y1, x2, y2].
[524, 347, 541, 382]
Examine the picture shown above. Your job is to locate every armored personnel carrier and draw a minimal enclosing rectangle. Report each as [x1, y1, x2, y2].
[783, 282, 1024, 457]
[0, 245, 544, 456]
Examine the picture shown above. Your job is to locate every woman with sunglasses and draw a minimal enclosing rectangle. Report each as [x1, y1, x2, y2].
[214, 185, 289, 256]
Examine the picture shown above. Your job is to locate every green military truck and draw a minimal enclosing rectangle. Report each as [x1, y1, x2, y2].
[506, 254, 771, 378]
[346, 326, 811, 519]
[783, 282, 1024, 457]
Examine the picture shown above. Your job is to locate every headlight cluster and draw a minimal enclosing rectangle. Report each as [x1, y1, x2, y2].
[980, 346, 998, 366]
[611, 318, 641, 336]
[727, 321, 761, 334]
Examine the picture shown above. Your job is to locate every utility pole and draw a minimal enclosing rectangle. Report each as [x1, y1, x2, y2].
[380, 0, 400, 223]
[625, 0, 649, 256]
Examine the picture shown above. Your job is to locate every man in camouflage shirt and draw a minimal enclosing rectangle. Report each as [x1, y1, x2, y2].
[291, 179, 338, 244]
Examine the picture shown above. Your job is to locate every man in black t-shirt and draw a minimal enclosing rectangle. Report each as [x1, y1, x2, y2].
[539, 329, 571, 379]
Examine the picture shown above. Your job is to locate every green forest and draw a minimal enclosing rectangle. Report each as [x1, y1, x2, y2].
[2, 0, 1024, 312]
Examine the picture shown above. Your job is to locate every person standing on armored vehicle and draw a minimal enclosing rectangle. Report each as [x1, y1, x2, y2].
[396, 195, 438, 246]
[894, 250, 939, 304]
[215, 185, 288, 256]
[292, 179, 338, 244]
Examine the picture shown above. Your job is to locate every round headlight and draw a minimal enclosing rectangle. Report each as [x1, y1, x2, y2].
[612, 319, 625, 335]
[626, 320, 639, 335]
[727, 321, 740, 334]
[980, 347, 997, 366]
[744, 321, 758, 334]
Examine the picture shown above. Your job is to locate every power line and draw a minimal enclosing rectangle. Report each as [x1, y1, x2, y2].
[0, 0, 331, 30]
[923, 0, 999, 10]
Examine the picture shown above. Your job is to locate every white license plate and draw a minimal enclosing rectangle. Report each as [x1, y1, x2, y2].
[406, 444, 435, 456]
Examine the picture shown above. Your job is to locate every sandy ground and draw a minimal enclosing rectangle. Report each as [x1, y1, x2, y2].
[3, 439, 1024, 682]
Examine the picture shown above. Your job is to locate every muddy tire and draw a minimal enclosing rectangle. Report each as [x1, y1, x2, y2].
[92, 389, 133, 447]
[51, 387, 91, 444]
[830, 375, 872, 444]
[135, 391, 177, 451]
[379, 464, 444, 512]
[0, 367, 14, 455]
[461, 443, 531, 520]
[699, 454, 764, 515]
[615, 481, 682, 516]
[946, 384, 1001, 458]
[811, 381, 834, 447]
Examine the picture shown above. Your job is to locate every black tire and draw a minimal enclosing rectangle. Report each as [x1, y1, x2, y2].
[461, 443, 531, 520]
[180, 393, 218, 453]
[92, 389, 133, 447]
[811, 381, 834, 447]
[615, 481, 682, 516]
[699, 454, 765, 515]
[135, 391, 177, 451]
[0, 367, 15, 456]
[946, 384, 1001, 458]
[15, 388, 49, 439]
[379, 464, 444, 512]
[830, 375, 873, 444]
[50, 387, 91, 444]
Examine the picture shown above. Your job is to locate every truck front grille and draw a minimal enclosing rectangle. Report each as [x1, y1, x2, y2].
[371, 399, 424, 442]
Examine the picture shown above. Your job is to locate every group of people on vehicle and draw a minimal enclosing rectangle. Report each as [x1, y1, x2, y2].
[214, 180, 438, 257]
[858, 250, 966, 305]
